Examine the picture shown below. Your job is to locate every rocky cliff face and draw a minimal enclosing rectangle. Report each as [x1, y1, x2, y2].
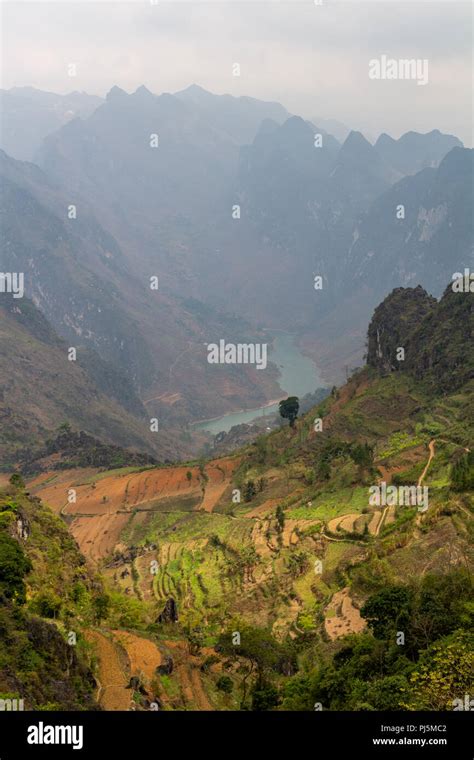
[367, 285, 436, 373]
[367, 282, 473, 393]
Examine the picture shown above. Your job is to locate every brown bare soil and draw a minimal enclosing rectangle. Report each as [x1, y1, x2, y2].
[199, 458, 239, 513]
[27, 457, 238, 560]
[385, 505, 396, 525]
[162, 641, 214, 710]
[111, 630, 162, 684]
[28, 468, 99, 513]
[327, 513, 359, 533]
[368, 510, 382, 535]
[244, 498, 280, 519]
[281, 519, 318, 547]
[377, 444, 426, 485]
[30, 458, 239, 520]
[70, 513, 130, 562]
[324, 587, 366, 640]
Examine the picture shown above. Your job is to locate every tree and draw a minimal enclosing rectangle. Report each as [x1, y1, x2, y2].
[9, 473, 25, 490]
[240, 546, 260, 582]
[184, 626, 204, 656]
[243, 480, 257, 502]
[287, 551, 308, 578]
[93, 593, 110, 624]
[251, 682, 279, 711]
[409, 570, 474, 650]
[361, 585, 414, 639]
[217, 625, 293, 708]
[317, 460, 331, 481]
[403, 631, 474, 710]
[279, 397, 299, 428]
[0, 533, 32, 604]
[350, 443, 374, 468]
[275, 505, 285, 533]
[216, 675, 233, 693]
[32, 590, 62, 619]
[451, 451, 474, 492]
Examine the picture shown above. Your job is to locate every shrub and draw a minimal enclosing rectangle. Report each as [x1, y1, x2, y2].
[0, 533, 32, 604]
[216, 675, 233, 693]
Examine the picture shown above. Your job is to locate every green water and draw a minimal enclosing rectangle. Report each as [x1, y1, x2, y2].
[194, 332, 324, 435]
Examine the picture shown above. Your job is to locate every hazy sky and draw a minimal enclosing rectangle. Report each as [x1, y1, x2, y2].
[1, 0, 472, 144]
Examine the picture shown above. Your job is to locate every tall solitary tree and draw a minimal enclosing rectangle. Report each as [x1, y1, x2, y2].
[279, 397, 299, 428]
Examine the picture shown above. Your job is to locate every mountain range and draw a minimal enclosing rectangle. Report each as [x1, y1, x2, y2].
[0, 83, 471, 462]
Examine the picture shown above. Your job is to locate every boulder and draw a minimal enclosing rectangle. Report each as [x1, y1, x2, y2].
[157, 597, 178, 624]
[156, 656, 173, 676]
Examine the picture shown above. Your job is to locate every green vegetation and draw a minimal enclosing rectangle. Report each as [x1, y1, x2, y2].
[451, 451, 474, 492]
[1, 286, 472, 711]
[281, 570, 473, 711]
[0, 483, 99, 709]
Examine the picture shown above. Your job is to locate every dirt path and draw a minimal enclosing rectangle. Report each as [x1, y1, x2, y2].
[85, 630, 131, 711]
[414, 440, 436, 534]
[418, 440, 436, 488]
[374, 507, 388, 536]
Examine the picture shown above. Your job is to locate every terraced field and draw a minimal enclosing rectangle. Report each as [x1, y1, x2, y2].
[28, 457, 239, 562]
[26, 375, 472, 695]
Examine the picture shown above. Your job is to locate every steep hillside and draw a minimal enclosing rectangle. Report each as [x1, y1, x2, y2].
[24, 284, 473, 711]
[368, 282, 474, 392]
[348, 147, 474, 299]
[0, 86, 102, 161]
[0, 477, 99, 709]
[0, 149, 282, 425]
[301, 146, 474, 381]
[0, 295, 202, 464]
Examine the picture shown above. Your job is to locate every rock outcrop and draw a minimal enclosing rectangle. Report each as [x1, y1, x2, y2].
[157, 598, 178, 624]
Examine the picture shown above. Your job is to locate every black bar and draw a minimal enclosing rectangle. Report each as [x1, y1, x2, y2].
[0, 711, 471, 758]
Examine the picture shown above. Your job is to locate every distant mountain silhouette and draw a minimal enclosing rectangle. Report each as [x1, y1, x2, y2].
[2, 83, 468, 390]
[0, 86, 102, 161]
[375, 129, 462, 175]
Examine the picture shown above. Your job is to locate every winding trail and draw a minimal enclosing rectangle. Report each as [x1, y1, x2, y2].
[417, 439, 436, 488]
[375, 506, 388, 537]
